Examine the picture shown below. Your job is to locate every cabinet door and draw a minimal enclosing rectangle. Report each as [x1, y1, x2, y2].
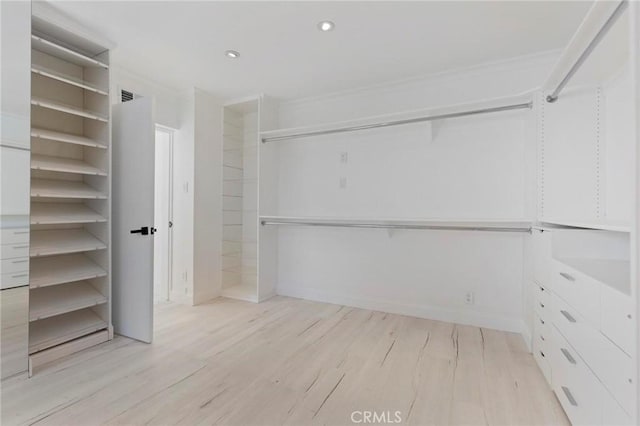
[532, 229, 552, 287]
[0, 286, 28, 378]
[542, 88, 599, 222]
[0, 0, 31, 149]
[0, 146, 30, 216]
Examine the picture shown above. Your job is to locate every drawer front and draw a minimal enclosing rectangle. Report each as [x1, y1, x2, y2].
[533, 345, 551, 385]
[534, 282, 551, 318]
[0, 228, 29, 245]
[600, 285, 634, 356]
[550, 327, 602, 426]
[533, 314, 552, 385]
[552, 260, 600, 325]
[0, 257, 29, 274]
[1, 243, 29, 260]
[0, 271, 29, 289]
[534, 313, 551, 347]
[552, 294, 635, 415]
[603, 390, 634, 426]
[0, 286, 28, 378]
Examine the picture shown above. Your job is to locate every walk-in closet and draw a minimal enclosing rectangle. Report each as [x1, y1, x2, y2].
[1, 1, 639, 426]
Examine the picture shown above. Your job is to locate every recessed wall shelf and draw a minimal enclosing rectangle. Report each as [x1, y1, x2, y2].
[31, 35, 108, 69]
[31, 154, 107, 176]
[30, 203, 106, 225]
[31, 96, 108, 122]
[30, 254, 107, 289]
[29, 308, 107, 354]
[29, 282, 107, 322]
[31, 179, 106, 199]
[31, 128, 107, 149]
[31, 65, 108, 95]
[30, 229, 106, 257]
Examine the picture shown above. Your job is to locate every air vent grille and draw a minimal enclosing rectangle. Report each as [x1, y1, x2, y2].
[121, 90, 134, 103]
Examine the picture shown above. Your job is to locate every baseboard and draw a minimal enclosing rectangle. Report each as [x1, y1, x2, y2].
[276, 286, 522, 333]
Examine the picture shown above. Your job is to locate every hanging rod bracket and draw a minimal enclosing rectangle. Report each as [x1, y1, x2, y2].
[545, 95, 558, 103]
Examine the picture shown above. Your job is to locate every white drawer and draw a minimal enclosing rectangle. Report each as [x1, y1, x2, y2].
[0, 257, 29, 274]
[534, 282, 551, 318]
[533, 343, 551, 385]
[601, 284, 634, 356]
[533, 314, 552, 385]
[1, 243, 29, 260]
[534, 313, 551, 346]
[551, 327, 602, 426]
[603, 389, 634, 426]
[0, 271, 28, 289]
[552, 294, 635, 415]
[0, 228, 29, 245]
[552, 259, 600, 325]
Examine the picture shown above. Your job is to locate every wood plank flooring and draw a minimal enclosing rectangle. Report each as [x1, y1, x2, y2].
[1, 296, 569, 426]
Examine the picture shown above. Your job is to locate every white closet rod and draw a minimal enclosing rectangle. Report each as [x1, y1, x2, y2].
[545, 0, 628, 103]
[261, 101, 532, 143]
[260, 220, 531, 233]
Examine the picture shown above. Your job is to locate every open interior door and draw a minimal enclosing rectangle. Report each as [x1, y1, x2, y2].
[112, 97, 155, 343]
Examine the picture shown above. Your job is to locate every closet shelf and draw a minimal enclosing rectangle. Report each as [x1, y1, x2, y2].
[30, 229, 107, 257]
[541, 218, 630, 233]
[31, 35, 109, 69]
[31, 128, 107, 149]
[31, 154, 107, 176]
[31, 65, 108, 95]
[555, 257, 630, 296]
[30, 253, 107, 289]
[31, 203, 106, 225]
[29, 308, 108, 354]
[29, 281, 107, 322]
[31, 178, 107, 199]
[31, 96, 108, 123]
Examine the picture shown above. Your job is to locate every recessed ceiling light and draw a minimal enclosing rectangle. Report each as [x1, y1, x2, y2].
[318, 21, 335, 32]
[225, 50, 240, 59]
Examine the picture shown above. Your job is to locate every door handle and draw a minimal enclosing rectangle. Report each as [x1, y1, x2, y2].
[130, 227, 149, 235]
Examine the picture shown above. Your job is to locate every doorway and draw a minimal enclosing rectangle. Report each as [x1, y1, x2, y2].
[154, 125, 174, 303]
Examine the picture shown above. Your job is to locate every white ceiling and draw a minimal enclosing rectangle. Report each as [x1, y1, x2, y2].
[48, 1, 593, 101]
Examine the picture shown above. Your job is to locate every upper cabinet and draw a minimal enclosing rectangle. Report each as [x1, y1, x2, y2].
[539, 5, 633, 231]
[1, 0, 31, 150]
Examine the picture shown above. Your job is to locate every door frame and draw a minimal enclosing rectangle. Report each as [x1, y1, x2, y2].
[155, 124, 175, 302]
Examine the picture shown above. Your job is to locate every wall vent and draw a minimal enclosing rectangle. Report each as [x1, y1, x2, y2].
[120, 89, 140, 103]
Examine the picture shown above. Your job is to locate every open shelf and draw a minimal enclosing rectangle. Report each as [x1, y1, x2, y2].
[221, 282, 258, 303]
[29, 308, 108, 354]
[31, 203, 106, 225]
[31, 96, 108, 123]
[31, 178, 106, 199]
[31, 64, 108, 95]
[540, 218, 630, 233]
[31, 154, 107, 176]
[556, 257, 630, 296]
[30, 253, 107, 289]
[31, 128, 107, 149]
[31, 35, 109, 69]
[30, 229, 106, 257]
[29, 281, 107, 322]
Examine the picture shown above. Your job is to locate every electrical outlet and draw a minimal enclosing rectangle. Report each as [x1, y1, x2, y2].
[465, 292, 474, 305]
[340, 152, 348, 164]
[339, 177, 347, 189]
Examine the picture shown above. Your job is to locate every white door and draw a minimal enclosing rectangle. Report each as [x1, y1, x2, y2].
[154, 127, 173, 302]
[112, 97, 155, 343]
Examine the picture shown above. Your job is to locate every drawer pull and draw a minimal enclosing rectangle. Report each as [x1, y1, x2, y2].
[539, 302, 545, 308]
[560, 310, 576, 323]
[11, 273, 28, 278]
[627, 314, 632, 319]
[560, 348, 576, 364]
[540, 350, 545, 358]
[540, 318, 545, 325]
[559, 272, 575, 282]
[561, 386, 578, 406]
[540, 335, 545, 341]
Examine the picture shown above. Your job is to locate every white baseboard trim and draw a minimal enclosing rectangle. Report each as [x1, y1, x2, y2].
[276, 286, 523, 333]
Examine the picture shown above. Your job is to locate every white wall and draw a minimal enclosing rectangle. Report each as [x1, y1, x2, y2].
[269, 52, 556, 333]
[193, 89, 223, 304]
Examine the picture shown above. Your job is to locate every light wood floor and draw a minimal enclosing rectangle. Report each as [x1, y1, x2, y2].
[1, 296, 569, 426]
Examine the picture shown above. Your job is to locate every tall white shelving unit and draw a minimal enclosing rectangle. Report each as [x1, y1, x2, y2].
[28, 17, 112, 373]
